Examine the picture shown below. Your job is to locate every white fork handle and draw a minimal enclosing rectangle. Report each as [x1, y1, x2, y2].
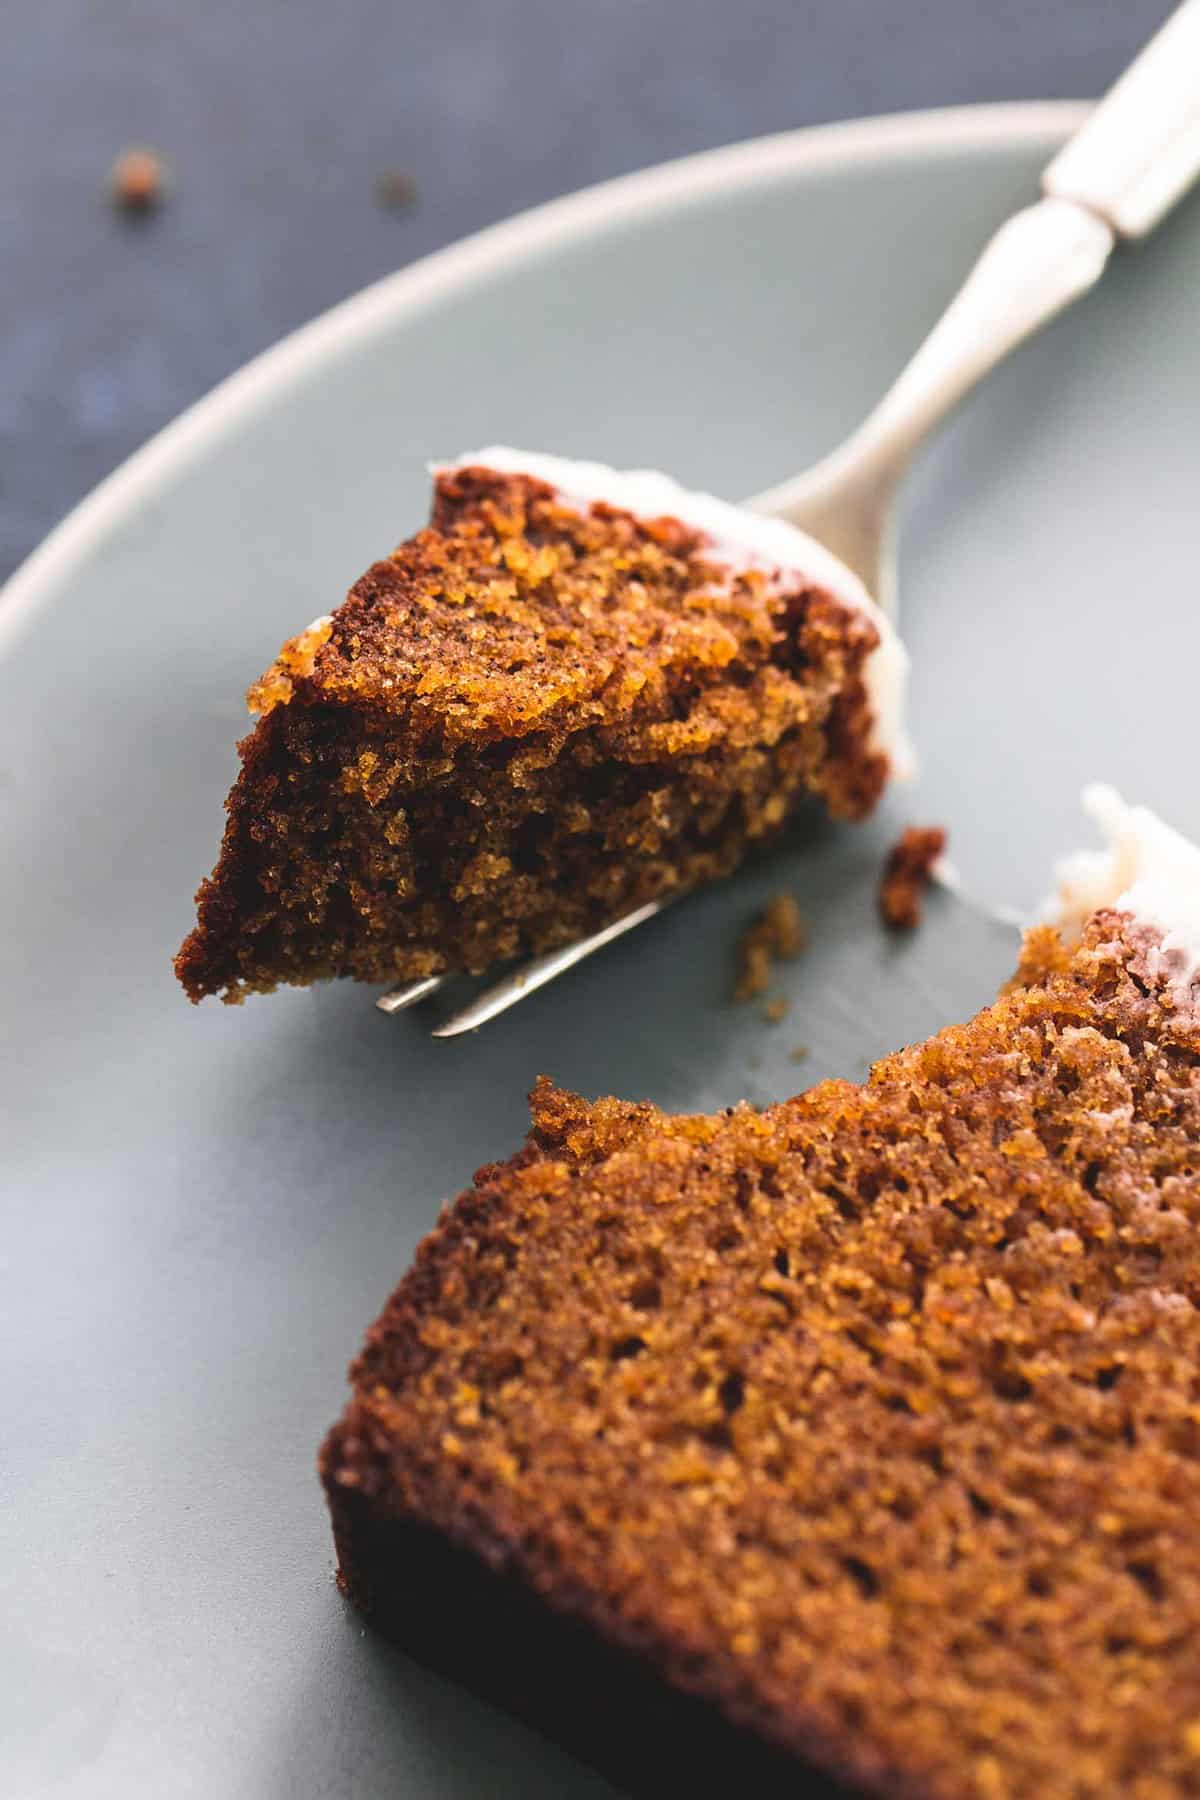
[755, 0, 1200, 522]
[1045, 0, 1200, 237]
[752, 198, 1114, 520]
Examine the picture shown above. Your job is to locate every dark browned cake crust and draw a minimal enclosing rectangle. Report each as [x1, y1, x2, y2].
[176, 466, 887, 1001]
[879, 825, 948, 931]
[322, 914, 1200, 1799]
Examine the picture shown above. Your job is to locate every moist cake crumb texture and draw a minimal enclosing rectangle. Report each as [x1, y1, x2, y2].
[177, 459, 897, 1002]
[323, 908, 1200, 1800]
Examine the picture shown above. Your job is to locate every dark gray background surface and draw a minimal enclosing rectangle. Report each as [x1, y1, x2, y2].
[1, 0, 1175, 583]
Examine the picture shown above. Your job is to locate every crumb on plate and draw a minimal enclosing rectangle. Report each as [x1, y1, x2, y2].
[734, 893, 806, 1001]
[879, 825, 947, 930]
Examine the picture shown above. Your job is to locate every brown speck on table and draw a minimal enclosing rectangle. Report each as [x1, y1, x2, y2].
[790, 1044, 809, 1063]
[734, 892, 806, 1001]
[376, 169, 419, 211]
[110, 146, 166, 214]
[879, 825, 947, 931]
[763, 996, 789, 1024]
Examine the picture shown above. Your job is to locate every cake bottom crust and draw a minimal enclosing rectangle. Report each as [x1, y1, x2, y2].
[326, 1492, 886, 1800]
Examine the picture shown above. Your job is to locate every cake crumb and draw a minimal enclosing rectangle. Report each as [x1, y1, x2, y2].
[734, 893, 806, 1001]
[246, 616, 333, 718]
[763, 996, 789, 1023]
[879, 825, 947, 930]
[110, 146, 166, 214]
[376, 169, 419, 211]
[790, 1044, 809, 1063]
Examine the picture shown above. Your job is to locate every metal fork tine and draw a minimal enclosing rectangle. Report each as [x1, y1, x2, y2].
[375, 974, 446, 1015]
[431, 895, 677, 1038]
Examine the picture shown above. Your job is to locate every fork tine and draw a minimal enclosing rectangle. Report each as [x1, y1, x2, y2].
[375, 974, 446, 1015]
[431, 895, 678, 1037]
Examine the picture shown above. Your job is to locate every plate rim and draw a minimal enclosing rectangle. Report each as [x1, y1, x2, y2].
[0, 99, 1088, 659]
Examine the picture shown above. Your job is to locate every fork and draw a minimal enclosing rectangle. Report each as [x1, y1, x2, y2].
[380, 0, 1200, 1037]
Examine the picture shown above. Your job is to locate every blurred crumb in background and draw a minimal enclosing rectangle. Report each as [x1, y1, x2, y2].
[376, 168, 419, 212]
[110, 146, 167, 215]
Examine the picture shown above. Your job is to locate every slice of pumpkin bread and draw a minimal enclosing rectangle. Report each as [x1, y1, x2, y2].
[322, 790, 1200, 1798]
[177, 450, 906, 1002]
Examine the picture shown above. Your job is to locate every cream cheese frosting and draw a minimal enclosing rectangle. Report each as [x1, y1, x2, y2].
[1044, 784, 1200, 1009]
[438, 447, 912, 778]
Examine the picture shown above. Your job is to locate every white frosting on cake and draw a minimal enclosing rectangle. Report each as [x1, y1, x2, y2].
[1043, 784, 1200, 1004]
[437, 448, 912, 777]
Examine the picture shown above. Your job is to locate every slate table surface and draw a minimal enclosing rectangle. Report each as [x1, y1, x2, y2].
[2, 0, 1175, 585]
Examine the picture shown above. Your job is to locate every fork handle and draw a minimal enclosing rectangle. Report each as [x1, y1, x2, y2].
[755, 3, 1200, 538]
[1044, 0, 1200, 238]
[751, 194, 1115, 538]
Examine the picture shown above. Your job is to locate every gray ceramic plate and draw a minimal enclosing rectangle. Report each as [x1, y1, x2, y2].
[6, 101, 1200, 1799]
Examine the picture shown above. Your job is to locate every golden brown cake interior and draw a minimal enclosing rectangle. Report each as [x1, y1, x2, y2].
[323, 914, 1200, 1799]
[177, 466, 887, 1001]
